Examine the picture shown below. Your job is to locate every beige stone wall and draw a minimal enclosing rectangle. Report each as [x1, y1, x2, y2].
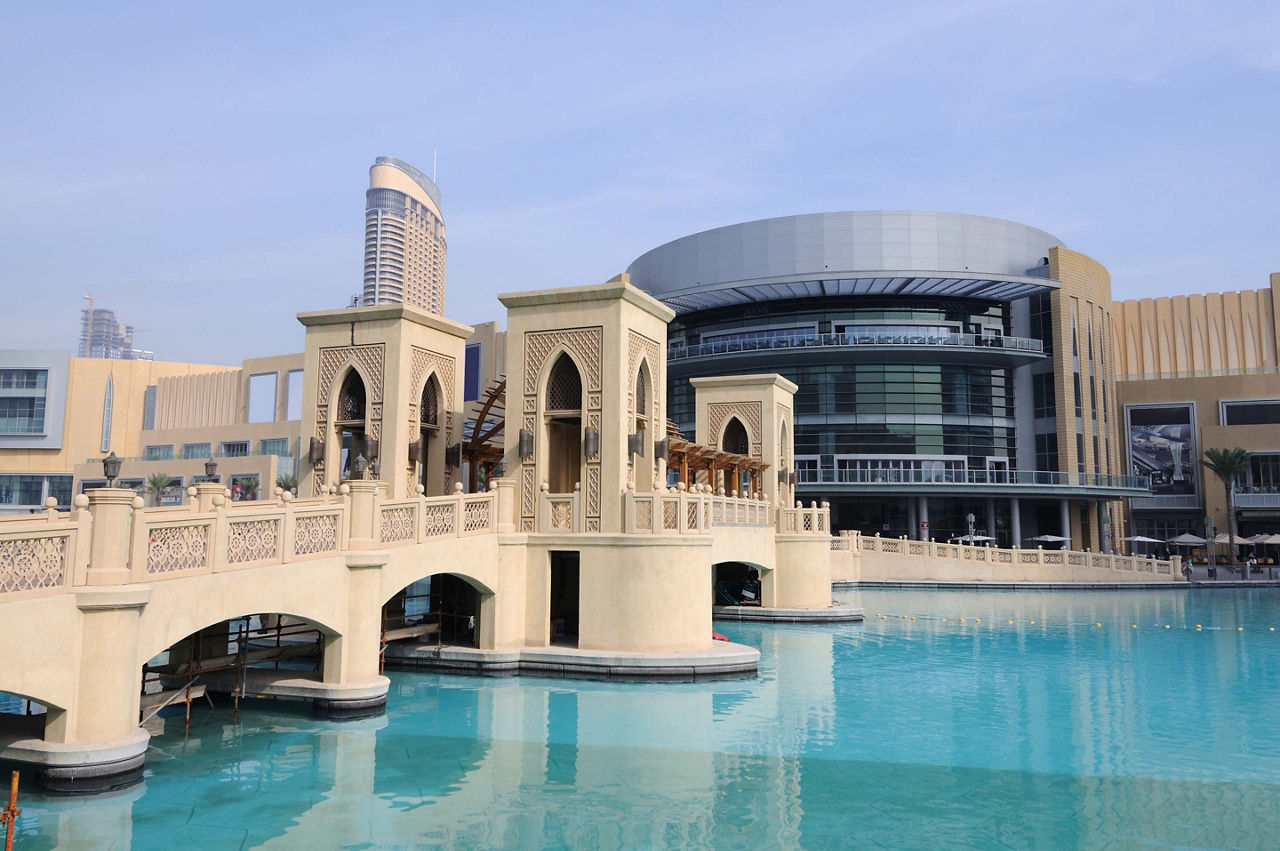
[0, 358, 239, 478]
[1112, 274, 1280, 379]
[1047, 246, 1123, 549]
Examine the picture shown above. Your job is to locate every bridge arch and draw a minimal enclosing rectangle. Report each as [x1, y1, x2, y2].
[138, 606, 342, 670]
[381, 567, 496, 653]
[712, 560, 770, 607]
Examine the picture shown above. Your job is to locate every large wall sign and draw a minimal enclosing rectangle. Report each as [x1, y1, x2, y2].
[1125, 403, 1197, 496]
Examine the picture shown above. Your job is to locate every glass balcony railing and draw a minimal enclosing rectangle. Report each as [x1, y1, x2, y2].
[794, 466, 1150, 490]
[668, 331, 1044, 361]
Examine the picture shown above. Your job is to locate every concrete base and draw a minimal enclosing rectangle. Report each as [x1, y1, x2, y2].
[384, 641, 759, 681]
[713, 604, 865, 623]
[203, 669, 390, 719]
[0, 716, 149, 793]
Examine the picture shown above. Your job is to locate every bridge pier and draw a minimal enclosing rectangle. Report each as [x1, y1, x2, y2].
[315, 550, 391, 719]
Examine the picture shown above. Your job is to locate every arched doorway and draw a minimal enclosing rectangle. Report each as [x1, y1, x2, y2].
[713, 561, 763, 606]
[721, 416, 750, 494]
[544, 353, 583, 493]
[381, 574, 482, 666]
[335, 369, 369, 480]
[632, 360, 653, 491]
[417, 374, 442, 494]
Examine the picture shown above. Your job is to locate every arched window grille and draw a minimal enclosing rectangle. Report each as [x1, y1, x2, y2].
[337, 371, 367, 423]
[421, 377, 439, 427]
[545, 354, 582, 412]
[722, 417, 749, 455]
[635, 365, 648, 420]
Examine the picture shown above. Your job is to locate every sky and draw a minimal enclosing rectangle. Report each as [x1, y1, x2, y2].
[2, 1, 1277, 364]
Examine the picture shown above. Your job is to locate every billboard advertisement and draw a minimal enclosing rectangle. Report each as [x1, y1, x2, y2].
[1126, 404, 1197, 496]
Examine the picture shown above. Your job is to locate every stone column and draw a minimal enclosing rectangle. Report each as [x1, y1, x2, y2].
[986, 498, 997, 542]
[84, 488, 138, 586]
[918, 497, 930, 541]
[1059, 498, 1072, 551]
[345, 480, 380, 550]
[193, 481, 225, 513]
[317, 551, 390, 719]
[1010, 498, 1022, 547]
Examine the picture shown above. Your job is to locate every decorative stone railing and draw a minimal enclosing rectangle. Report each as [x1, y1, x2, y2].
[622, 484, 772, 534]
[537, 483, 583, 533]
[777, 501, 831, 535]
[856, 532, 1180, 577]
[0, 498, 92, 599]
[0, 479, 515, 599]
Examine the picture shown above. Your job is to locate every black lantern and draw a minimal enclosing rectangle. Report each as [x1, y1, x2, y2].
[204, 457, 218, 479]
[583, 427, 601, 460]
[518, 428, 534, 461]
[103, 451, 122, 487]
[352, 453, 368, 480]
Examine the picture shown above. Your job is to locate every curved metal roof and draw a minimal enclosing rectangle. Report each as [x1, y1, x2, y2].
[628, 211, 1063, 312]
[374, 156, 443, 211]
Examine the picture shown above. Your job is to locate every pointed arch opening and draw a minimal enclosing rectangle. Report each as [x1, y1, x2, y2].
[633, 359, 654, 492]
[335, 368, 370, 480]
[721, 416, 750, 494]
[416, 373, 443, 493]
[544, 352, 583, 493]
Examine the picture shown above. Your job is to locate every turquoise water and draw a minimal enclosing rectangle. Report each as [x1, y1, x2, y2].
[11, 588, 1280, 849]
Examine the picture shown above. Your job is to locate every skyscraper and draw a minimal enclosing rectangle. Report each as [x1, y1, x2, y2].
[362, 156, 447, 314]
[79, 307, 153, 360]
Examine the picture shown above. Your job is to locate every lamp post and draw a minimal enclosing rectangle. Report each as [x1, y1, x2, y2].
[1204, 515, 1216, 580]
[102, 451, 122, 488]
[204, 457, 218, 481]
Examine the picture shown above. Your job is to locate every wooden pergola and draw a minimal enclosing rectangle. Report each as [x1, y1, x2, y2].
[461, 377, 506, 492]
[664, 420, 770, 496]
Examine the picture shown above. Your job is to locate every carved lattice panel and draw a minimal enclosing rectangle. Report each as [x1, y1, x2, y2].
[314, 343, 385, 494]
[380, 506, 416, 543]
[0, 535, 68, 593]
[546, 354, 583, 411]
[227, 519, 280, 564]
[147, 524, 210, 574]
[423, 504, 456, 537]
[463, 499, 491, 533]
[294, 514, 339, 556]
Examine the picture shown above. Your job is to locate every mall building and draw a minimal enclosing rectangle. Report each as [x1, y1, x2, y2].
[627, 212, 1151, 550]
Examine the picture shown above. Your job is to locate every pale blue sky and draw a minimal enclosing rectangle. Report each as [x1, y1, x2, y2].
[2, 1, 1277, 363]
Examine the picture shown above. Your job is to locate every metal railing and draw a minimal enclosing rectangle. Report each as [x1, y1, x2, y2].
[795, 466, 1150, 490]
[668, 331, 1044, 361]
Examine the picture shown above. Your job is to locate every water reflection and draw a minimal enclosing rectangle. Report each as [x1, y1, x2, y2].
[14, 590, 1280, 848]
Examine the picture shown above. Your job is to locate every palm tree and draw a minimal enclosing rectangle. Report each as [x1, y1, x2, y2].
[275, 474, 299, 495]
[1202, 448, 1250, 571]
[144, 472, 176, 507]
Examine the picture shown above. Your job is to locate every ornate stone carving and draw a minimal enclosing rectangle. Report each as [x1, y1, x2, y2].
[462, 498, 491, 533]
[293, 513, 339, 556]
[147, 524, 210, 574]
[423, 504, 456, 537]
[314, 343, 386, 495]
[0, 535, 67, 593]
[227, 519, 279, 564]
[707, 401, 763, 459]
[380, 506, 416, 543]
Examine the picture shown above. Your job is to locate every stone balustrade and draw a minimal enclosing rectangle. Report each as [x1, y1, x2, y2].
[622, 483, 773, 534]
[856, 532, 1180, 577]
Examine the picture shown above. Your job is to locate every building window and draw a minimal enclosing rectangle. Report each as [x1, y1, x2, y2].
[247, 372, 278, 423]
[1035, 433, 1058, 471]
[230, 474, 260, 501]
[142, 385, 157, 430]
[1222, 400, 1280, 426]
[1073, 373, 1083, 418]
[1032, 373, 1055, 419]
[0, 475, 45, 506]
[286, 370, 304, 421]
[0, 397, 46, 434]
[145, 444, 174, 461]
[0, 369, 47, 389]
[47, 475, 72, 507]
[1249, 454, 1280, 490]
[182, 442, 212, 459]
[464, 343, 482, 402]
[260, 438, 290, 457]
[100, 375, 113, 452]
[221, 441, 249, 457]
[1076, 433, 1086, 474]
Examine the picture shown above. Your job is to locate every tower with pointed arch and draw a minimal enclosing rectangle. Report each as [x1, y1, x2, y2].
[297, 302, 472, 498]
[692, 374, 798, 507]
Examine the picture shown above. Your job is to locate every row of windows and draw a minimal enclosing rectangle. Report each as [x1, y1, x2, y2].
[0, 397, 45, 433]
[794, 423, 1015, 463]
[0, 369, 47, 390]
[1223, 400, 1280, 426]
[0, 474, 71, 507]
[145, 438, 291, 461]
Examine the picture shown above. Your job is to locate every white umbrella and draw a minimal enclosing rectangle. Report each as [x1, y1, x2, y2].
[1214, 532, 1254, 546]
[951, 534, 996, 542]
[1249, 533, 1273, 543]
[1122, 535, 1163, 543]
[1266, 534, 1280, 545]
[1167, 533, 1207, 546]
[1027, 534, 1067, 542]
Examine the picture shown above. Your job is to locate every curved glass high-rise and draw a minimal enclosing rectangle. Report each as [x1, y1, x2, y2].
[362, 157, 447, 315]
[627, 211, 1150, 550]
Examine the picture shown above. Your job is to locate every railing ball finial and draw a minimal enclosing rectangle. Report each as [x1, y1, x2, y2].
[44, 497, 57, 509]
[281, 491, 293, 503]
[73, 494, 89, 509]
[131, 496, 144, 509]
[540, 482, 549, 492]
[455, 482, 464, 493]
[416, 483, 425, 495]
[339, 483, 351, 495]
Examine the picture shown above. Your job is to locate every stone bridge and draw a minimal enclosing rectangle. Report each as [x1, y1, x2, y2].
[0, 477, 832, 789]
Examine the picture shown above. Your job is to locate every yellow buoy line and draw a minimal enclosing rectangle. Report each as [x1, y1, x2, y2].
[869, 613, 1276, 632]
